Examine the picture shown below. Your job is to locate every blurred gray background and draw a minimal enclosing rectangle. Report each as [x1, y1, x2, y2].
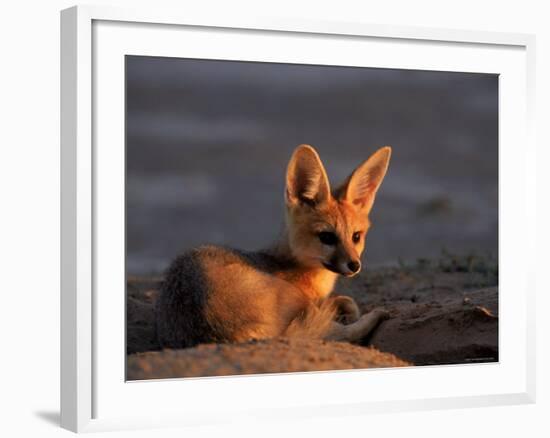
[126, 56, 498, 276]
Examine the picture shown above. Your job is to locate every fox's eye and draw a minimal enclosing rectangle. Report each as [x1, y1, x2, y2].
[318, 231, 338, 246]
[352, 232, 361, 244]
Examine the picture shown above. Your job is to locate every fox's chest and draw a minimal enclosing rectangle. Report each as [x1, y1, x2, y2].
[277, 269, 338, 301]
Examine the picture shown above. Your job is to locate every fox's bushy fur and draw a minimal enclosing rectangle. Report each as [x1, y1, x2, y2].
[156, 144, 392, 348]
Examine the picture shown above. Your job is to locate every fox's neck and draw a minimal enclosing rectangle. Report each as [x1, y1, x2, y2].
[268, 230, 338, 300]
[282, 267, 338, 300]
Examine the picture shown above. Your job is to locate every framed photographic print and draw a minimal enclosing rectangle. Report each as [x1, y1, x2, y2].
[60, 4, 536, 433]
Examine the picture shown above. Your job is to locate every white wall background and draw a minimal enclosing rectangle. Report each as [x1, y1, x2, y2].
[0, 0, 547, 436]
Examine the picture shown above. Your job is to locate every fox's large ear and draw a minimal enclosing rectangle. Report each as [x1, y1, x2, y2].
[285, 144, 331, 207]
[336, 146, 391, 214]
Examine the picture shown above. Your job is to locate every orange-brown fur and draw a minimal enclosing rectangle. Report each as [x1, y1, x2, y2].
[155, 144, 392, 348]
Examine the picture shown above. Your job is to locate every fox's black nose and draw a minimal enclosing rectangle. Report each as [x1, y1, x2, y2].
[347, 261, 361, 273]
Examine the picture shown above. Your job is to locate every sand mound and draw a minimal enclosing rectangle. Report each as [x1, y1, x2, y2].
[127, 338, 409, 380]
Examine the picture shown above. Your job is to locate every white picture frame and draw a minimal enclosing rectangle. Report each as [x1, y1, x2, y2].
[60, 4, 536, 433]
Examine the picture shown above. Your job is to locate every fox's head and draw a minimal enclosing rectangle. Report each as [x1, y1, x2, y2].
[284, 144, 391, 277]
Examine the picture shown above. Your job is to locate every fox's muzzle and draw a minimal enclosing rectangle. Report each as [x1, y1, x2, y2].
[323, 258, 361, 277]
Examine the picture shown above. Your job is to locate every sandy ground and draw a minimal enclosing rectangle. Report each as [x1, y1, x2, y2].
[127, 252, 498, 379]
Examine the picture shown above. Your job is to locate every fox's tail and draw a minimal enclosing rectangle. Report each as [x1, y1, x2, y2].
[283, 300, 337, 339]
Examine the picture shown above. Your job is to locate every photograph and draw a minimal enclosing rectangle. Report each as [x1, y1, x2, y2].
[125, 55, 499, 380]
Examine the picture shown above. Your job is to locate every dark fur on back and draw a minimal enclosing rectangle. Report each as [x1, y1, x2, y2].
[227, 247, 297, 273]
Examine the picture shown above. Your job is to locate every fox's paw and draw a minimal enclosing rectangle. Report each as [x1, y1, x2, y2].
[369, 308, 390, 321]
[331, 295, 361, 325]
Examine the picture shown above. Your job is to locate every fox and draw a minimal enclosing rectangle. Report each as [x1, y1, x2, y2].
[155, 144, 392, 349]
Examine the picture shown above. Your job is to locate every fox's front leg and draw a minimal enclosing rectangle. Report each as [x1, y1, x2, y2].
[329, 295, 361, 325]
